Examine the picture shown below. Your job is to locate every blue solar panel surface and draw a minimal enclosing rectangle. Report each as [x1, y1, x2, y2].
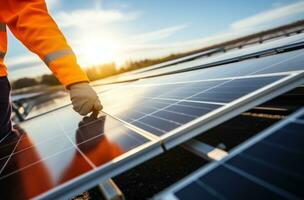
[100, 75, 286, 136]
[157, 108, 304, 200]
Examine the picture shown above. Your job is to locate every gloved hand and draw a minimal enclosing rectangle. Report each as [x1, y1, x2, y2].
[69, 82, 103, 116]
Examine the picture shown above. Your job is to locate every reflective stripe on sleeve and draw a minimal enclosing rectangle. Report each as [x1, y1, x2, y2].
[44, 49, 74, 66]
[0, 51, 5, 59]
[0, 23, 6, 32]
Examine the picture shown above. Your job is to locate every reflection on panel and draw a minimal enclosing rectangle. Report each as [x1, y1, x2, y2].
[0, 110, 152, 199]
[65, 114, 150, 167]
[100, 75, 285, 136]
[25, 94, 70, 119]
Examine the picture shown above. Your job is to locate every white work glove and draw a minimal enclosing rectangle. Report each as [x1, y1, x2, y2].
[69, 83, 103, 116]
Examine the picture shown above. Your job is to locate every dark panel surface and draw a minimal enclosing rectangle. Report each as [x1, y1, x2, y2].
[175, 182, 215, 200]
[172, 109, 304, 200]
[197, 165, 284, 199]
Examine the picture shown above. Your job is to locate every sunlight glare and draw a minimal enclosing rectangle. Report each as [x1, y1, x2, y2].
[76, 33, 121, 66]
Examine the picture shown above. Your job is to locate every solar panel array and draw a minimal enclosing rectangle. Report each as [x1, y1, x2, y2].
[155, 107, 304, 200]
[98, 48, 304, 149]
[1, 33, 304, 199]
[94, 33, 304, 84]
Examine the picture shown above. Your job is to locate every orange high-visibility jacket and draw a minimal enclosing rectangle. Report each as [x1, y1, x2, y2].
[0, 0, 89, 87]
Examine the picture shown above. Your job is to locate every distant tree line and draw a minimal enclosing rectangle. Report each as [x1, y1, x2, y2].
[12, 74, 60, 89]
[11, 53, 187, 89]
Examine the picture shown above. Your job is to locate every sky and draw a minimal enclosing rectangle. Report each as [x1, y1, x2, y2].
[5, 0, 304, 79]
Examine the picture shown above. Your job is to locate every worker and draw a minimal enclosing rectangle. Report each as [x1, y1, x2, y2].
[0, 0, 102, 142]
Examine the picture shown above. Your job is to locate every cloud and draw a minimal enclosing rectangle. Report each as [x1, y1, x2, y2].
[122, 1, 304, 61]
[116, 31, 246, 61]
[54, 8, 141, 28]
[129, 25, 187, 43]
[231, 1, 304, 30]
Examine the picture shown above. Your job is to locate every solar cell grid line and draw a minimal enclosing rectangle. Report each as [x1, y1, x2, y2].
[0, 132, 10, 144]
[0, 134, 24, 159]
[153, 110, 196, 125]
[164, 102, 219, 118]
[139, 99, 223, 116]
[132, 120, 167, 136]
[0, 142, 77, 181]
[130, 102, 198, 123]
[0, 134, 23, 175]
[154, 107, 304, 200]
[0, 132, 69, 170]
[131, 99, 215, 118]
[0, 113, 78, 164]
[113, 108, 183, 135]
[0, 108, 163, 199]
[156, 108, 197, 118]
[118, 102, 220, 136]
[136, 110, 183, 126]
[53, 112, 96, 168]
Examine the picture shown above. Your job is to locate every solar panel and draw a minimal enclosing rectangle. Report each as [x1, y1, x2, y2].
[154, 107, 304, 200]
[103, 75, 281, 133]
[143, 32, 304, 75]
[126, 47, 304, 83]
[0, 110, 162, 199]
[99, 68, 303, 147]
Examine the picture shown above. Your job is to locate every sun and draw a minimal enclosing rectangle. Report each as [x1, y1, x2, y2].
[75, 34, 121, 67]
[83, 40, 118, 65]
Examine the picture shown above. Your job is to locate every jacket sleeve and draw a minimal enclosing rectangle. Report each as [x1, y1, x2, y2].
[1, 0, 89, 87]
